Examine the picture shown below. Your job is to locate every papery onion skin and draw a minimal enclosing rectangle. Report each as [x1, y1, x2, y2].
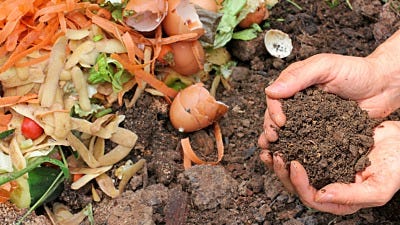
[170, 40, 205, 76]
[169, 83, 228, 132]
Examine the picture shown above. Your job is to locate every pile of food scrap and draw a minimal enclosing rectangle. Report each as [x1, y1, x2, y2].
[0, 0, 279, 223]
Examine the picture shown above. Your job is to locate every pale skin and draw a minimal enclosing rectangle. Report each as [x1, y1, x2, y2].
[258, 29, 400, 215]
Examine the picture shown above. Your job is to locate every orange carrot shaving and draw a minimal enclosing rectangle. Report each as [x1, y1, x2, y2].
[0, 114, 12, 126]
[66, 10, 92, 29]
[34, 2, 91, 20]
[121, 32, 137, 63]
[111, 54, 178, 99]
[0, 181, 18, 203]
[96, 8, 112, 20]
[73, 174, 84, 182]
[0, 93, 38, 108]
[0, 0, 96, 72]
[91, 15, 128, 42]
[149, 32, 201, 45]
[181, 122, 224, 169]
[58, 12, 67, 33]
[17, 93, 38, 103]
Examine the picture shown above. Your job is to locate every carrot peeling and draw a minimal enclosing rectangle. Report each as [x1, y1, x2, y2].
[111, 54, 178, 99]
[181, 122, 225, 169]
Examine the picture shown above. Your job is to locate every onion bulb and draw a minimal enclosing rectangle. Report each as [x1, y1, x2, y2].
[170, 40, 205, 76]
[169, 83, 228, 132]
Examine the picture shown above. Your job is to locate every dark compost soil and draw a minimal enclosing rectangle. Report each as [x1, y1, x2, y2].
[268, 87, 379, 189]
[2, 0, 400, 224]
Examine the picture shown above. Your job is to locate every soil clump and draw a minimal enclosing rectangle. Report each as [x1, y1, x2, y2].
[269, 87, 380, 189]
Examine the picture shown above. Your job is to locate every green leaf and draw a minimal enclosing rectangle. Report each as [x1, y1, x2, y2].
[88, 53, 130, 92]
[0, 129, 14, 139]
[213, 0, 247, 48]
[28, 167, 63, 205]
[0, 156, 70, 186]
[232, 23, 262, 41]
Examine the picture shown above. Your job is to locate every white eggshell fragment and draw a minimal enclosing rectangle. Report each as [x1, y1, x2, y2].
[264, 29, 293, 58]
[162, 0, 204, 36]
[124, 0, 168, 32]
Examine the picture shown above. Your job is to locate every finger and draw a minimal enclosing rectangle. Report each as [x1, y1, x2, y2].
[266, 97, 286, 127]
[373, 121, 400, 143]
[265, 54, 336, 99]
[259, 149, 273, 170]
[273, 154, 296, 194]
[263, 112, 279, 142]
[290, 161, 361, 215]
[314, 180, 394, 207]
[258, 131, 269, 149]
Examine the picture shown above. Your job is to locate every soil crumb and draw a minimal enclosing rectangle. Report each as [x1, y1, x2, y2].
[269, 87, 379, 189]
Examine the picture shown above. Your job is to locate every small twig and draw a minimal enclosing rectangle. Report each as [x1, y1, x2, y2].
[286, 0, 303, 10]
[345, 0, 353, 10]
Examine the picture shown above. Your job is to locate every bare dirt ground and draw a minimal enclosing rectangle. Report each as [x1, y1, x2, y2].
[4, 0, 400, 224]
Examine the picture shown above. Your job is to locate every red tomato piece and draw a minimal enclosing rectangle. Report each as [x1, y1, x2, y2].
[21, 117, 43, 140]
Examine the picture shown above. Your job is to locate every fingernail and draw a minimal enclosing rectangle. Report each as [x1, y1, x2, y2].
[266, 82, 286, 95]
[291, 161, 297, 169]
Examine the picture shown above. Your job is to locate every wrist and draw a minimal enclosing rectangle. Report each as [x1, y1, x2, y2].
[367, 30, 400, 113]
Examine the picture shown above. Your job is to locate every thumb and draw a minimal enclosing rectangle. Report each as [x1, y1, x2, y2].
[266, 54, 337, 99]
[314, 181, 393, 207]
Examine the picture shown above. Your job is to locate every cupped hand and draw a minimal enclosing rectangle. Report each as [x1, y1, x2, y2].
[259, 51, 400, 148]
[261, 121, 400, 215]
[259, 29, 400, 147]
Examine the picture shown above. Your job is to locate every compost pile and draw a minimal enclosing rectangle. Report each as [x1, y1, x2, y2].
[1, 0, 400, 225]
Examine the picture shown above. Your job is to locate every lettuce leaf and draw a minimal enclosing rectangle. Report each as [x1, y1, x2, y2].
[213, 0, 265, 48]
[88, 53, 130, 92]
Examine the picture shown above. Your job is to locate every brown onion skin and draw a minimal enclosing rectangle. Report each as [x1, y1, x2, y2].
[170, 40, 205, 76]
[169, 83, 228, 132]
[238, 6, 269, 29]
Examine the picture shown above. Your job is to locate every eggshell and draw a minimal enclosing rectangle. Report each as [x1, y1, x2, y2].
[238, 5, 269, 28]
[124, 0, 168, 32]
[162, 0, 204, 36]
[170, 40, 205, 76]
[264, 29, 293, 58]
[169, 83, 228, 132]
[190, 0, 218, 12]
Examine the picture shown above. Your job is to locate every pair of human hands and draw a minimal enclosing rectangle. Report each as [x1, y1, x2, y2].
[258, 31, 400, 215]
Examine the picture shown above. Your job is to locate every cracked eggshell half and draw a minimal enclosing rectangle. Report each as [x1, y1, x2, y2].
[124, 0, 168, 32]
[169, 83, 228, 132]
[264, 29, 293, 58]
[162, 0, 204, 36]
[170, 40, 205, 76]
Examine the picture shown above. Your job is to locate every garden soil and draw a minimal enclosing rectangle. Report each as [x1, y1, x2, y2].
[3, 0, 400, 224]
